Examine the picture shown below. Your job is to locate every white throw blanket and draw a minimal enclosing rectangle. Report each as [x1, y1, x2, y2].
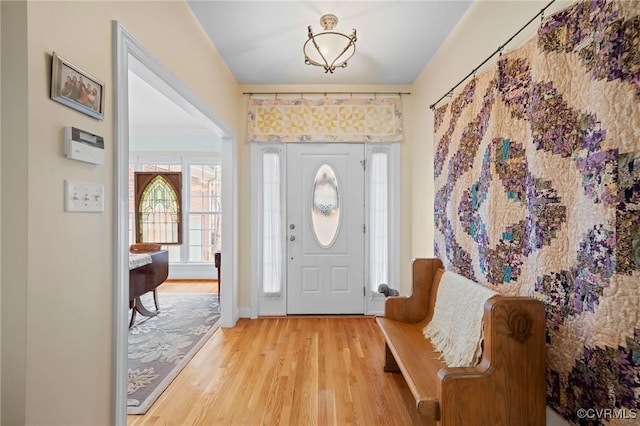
[423, 271, 497, 367]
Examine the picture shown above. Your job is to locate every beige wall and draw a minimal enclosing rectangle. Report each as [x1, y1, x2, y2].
[1, 1, 239, 424]
[0, 3, 4, 422]
[0, 1, 2, 419]
[1, 2, 29, 424]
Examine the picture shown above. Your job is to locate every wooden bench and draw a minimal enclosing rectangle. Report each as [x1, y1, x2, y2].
[375, 258, 546, 425]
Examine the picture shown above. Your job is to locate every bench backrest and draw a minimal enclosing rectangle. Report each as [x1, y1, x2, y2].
[425, 268, 444, 323]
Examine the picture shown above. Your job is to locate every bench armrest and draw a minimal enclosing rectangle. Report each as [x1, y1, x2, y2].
[435, 296, 546, 425]
[383, 258, 443, 323]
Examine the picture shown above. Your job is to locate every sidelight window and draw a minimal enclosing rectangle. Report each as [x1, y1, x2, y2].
[369, 149, 395, 294]
[262, 150, 283, 295]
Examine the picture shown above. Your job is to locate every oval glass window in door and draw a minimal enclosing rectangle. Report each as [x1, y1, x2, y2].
[311, 164, 340, 248]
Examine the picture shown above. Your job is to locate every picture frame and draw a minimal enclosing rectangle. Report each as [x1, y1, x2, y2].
[50, 52, 105, 120]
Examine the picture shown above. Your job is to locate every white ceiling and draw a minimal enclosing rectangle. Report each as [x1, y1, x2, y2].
[187, 1, 472, 85]
[129, 1, 471, 143]
[128, 71, 209, 136]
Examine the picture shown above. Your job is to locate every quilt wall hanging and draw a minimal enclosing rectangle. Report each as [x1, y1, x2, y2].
[246, 97, 403, 143]
[433, 1, 639, 424]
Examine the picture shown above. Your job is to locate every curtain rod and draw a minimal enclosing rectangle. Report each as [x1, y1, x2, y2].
[242, 91, 410, 96]
[429, 0, 556, 111]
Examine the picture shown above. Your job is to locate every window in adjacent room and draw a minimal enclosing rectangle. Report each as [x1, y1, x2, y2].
[129, 157, 222, 265]
[135, 171, 183, 244]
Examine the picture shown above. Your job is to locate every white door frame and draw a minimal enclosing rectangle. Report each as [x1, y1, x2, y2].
[250, 142, 400, 317]
[112, 22, 238, 424]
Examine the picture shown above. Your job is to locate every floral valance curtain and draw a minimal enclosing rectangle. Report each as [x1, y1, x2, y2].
[247, 97, 403, 143]
[433, 0, 639, 423]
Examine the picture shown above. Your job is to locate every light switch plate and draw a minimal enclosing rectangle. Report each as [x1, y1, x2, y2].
[64, 180, 104, 212]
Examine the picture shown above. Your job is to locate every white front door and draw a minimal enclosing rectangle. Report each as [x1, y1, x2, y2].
[286, 143, 365, 314]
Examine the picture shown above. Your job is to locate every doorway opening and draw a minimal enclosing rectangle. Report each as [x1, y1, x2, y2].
[113, 22, 237, 424]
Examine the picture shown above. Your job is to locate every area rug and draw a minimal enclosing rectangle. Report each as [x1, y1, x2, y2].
[127, 293, 220, 415]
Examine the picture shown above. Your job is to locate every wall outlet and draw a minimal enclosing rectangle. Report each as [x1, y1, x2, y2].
[64, 180, 104, 212]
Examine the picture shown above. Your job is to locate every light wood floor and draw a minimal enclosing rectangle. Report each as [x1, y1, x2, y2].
[157, 279, 218, 294]
[128, 283, 423, 425]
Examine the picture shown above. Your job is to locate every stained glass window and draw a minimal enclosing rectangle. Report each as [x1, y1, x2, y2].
[135, 172, 182, 244]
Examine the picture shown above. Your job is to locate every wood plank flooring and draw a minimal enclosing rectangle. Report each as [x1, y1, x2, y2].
[157, 280, 218, 294]
[128, 284, 423, 425]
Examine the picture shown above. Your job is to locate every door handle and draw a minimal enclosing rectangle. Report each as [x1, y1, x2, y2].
[289, 235, 296, 241]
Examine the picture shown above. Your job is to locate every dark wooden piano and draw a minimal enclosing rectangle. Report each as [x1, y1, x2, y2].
[129, 249, 168, 327]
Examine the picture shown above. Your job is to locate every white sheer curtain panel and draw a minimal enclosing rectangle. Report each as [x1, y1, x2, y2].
[262, 152, 282, 295]
[370, 151, 390, 292]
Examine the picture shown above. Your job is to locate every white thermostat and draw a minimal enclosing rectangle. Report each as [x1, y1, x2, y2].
[64, 126, 105, 165]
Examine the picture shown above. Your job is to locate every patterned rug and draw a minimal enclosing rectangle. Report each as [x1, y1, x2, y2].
[127, 293, 220, 415]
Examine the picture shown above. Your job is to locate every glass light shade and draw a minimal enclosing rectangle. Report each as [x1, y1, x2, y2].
[304, 31, 357, 73]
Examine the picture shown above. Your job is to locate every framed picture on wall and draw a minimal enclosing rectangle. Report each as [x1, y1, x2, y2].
[50, 52, 105, 120]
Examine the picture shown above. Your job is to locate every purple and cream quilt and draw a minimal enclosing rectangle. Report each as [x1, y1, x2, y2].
[433, 1, 639, 424]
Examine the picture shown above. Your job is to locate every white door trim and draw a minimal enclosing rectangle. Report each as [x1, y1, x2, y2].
[112, 21, 238, 424]
[251, 142, 401, 317]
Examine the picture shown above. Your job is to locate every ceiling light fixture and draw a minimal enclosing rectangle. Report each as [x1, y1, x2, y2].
[304, 14, 357, 73]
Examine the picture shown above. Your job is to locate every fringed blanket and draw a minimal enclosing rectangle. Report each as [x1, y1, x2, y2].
[423, 271, 496, 367]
